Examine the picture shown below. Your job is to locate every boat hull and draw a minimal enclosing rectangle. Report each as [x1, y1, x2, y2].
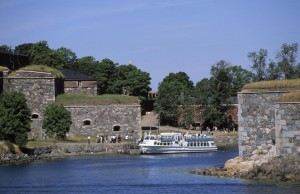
[140, 145, 218, 154]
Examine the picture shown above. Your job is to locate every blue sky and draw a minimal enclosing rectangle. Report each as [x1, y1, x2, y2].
[1, 0, 300, 91]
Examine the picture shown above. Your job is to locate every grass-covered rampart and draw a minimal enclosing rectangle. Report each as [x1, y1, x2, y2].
[56, 94, 140, 106]
[242, 79, 300, 102]
[242, 79, 300, 93]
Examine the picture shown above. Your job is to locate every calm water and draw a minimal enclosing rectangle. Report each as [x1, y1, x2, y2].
[1, 149, 300, 194]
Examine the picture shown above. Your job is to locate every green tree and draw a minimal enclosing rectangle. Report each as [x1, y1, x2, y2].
[28, 41, 66, 69]
[276, 43, 299, 79]
[248, 49, 268, 81]
[210, 60, 232, 105]
[228, 65, 253, 95]
[266, 60, 282, 80]
[56, 47, 78, 70]
[155, 72, 194, 126]
[95, 58, 117, 94]
[180, 99, 194, 129]
[42, 104, 72, 140]
[109, 64, 151, 97]
[14, 43, 34, 55]
[0, 44, 12, 52]
[200, 60, 232, 128]
[194, 78, 211, 104]
[77, 56, 98, 75]
[0, 92, 31, 147]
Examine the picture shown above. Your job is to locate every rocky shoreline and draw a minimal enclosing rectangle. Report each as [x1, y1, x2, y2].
[192, 146, 300, 182]
[0, 143, 138, 166]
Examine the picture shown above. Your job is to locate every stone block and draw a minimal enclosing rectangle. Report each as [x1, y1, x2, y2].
[283, 142, 294, 148]
[292, 125, 300, 131]
[280, 120, 286, 125]
[282, 131, 294, 138]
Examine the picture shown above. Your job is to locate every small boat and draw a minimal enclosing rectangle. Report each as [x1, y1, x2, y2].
[139, 132, 217, 154]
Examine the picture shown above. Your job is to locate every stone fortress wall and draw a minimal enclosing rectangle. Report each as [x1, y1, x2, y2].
[1, 70, 141, 141]
[238, 91, 300, 158]
[2, 70, 57, 132]
[66, 105, 141, 139]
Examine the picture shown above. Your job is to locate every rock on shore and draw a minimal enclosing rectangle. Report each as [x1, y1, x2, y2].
[192, 145, 300, 182]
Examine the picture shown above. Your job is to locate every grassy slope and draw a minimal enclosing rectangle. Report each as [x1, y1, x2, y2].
[242, 79, 300, 102]
[242, 79, 300, 92]
[56, 94, 140, 106]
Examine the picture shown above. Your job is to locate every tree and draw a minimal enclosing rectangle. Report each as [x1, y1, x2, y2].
[200, 60, 232, 128]
[228, 65, 253, 95]
[194, 78, 211, 104]
[56, 47, 78, 70]
[0, 92, 31, 147]
[77, 56, 98, 75]
[109, 64, 151, 97]
[42, 104, 72, 140]
[276, 43, 299, 79]
[0, 44, 12, 52]
[95, 58, 117, 94]
[210, 60, 232, 105]
[180, 99, 194, 129]
[14, 43, 34, 55]
[154, 72, 194, 126]
[266, 60, 282, 80]
[248, 49, 268, 81]
[28, 41, 66, 69]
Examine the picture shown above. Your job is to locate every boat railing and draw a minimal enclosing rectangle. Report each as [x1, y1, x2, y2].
[185, 137, 214, 142]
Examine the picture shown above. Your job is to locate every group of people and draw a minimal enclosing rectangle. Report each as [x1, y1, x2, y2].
[94, 135, 122, 144]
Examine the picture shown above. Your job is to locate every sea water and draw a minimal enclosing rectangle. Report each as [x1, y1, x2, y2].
[0, 149, 300, 194]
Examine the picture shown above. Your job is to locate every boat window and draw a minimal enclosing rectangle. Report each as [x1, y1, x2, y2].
[150, 136, 155, 140]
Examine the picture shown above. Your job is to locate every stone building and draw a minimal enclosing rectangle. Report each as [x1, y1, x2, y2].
[238, 80, 300, 158]
[0, 65, 141, 141]
[2, 70, 59, 132]
[62, 69, 97, 96]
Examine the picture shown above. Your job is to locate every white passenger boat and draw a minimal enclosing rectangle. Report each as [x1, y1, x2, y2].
[139, 132, 217, 154]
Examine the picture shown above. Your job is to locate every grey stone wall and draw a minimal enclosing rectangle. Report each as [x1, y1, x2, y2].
[275, 103, 300, 157]
[3, 70, 56, 135]
[66, 104, 141, 140]
[64, 87, 96, 96]
[238, 92, 287, 157]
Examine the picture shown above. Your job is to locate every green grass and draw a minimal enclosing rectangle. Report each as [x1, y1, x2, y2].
[26, 140, 54, 148]
[279, 91, 300, 102]
[26, 136, 97, 148]
[21, 65, 64, 78]
[242, 79, 300, 93]
[56, 94, 140, 106]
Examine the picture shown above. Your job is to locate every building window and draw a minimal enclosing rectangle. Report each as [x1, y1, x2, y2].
[83, 120, 91, 126]
[31, 113, 39, 119]
[78, 81, 82, 87]
[113, 125, 121, 131]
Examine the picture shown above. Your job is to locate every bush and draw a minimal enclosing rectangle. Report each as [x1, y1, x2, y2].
[0, 92, 31, 148]
[42, 104, 72, 140]
[5, 141, 15, 154]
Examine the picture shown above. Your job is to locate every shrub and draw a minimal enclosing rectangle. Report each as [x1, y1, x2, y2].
[0, 92, 31, 148]
[5, 141, 15, 154]
[42, 104, 72, 140]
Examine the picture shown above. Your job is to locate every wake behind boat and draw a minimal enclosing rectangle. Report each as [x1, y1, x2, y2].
[139, 132, 218, 154]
